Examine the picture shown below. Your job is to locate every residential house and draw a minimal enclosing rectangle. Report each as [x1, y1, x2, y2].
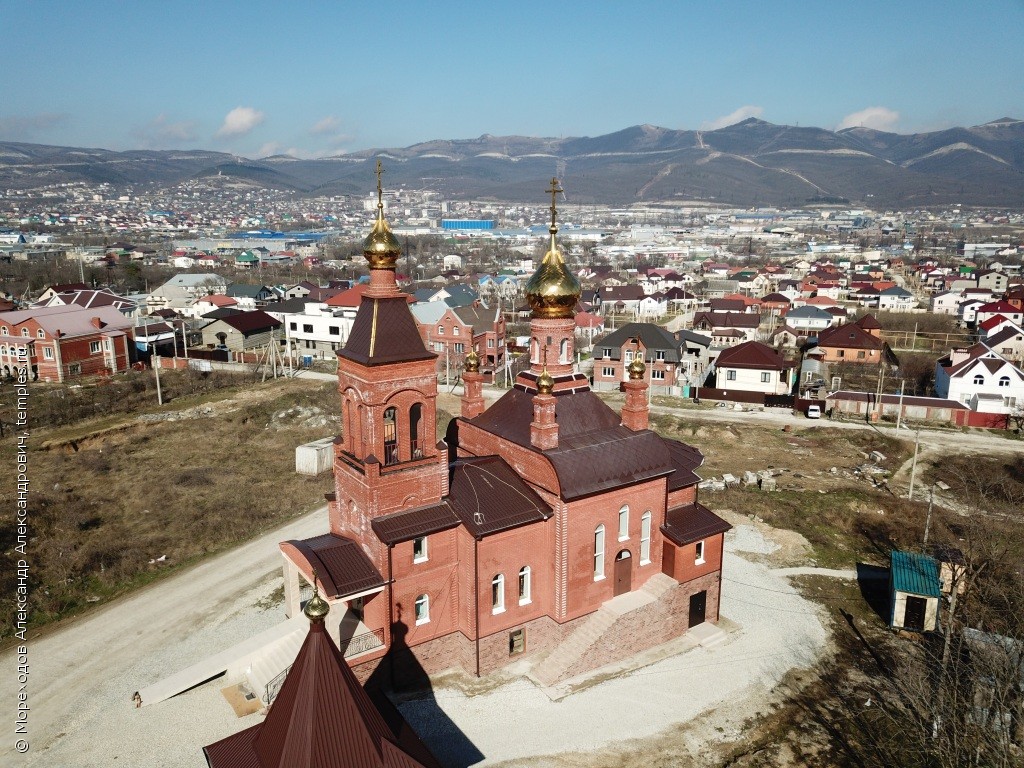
[420, 303, 505, 382]
[877, 286, 917, 312]
[591, 322, 711, 392]
[200, 311, 282, 352]
[711, 341, 794, 396]
[815, 314, 898, 366]
[934, 344, 1023, 413]
[692, 311, 760, 344]
[34, 288, 137, 317]
[226, 283, 277, 309]
[929, 290, 962, 316]
[0, 304, 134, 382]
[148, 273, 229, 313]
[594, 285, 646, 316]
[784, 306, 834, 334]
[984, 324, 1024, 365]
[191, 294, 239, 318]
[974, 300, 1024, 329]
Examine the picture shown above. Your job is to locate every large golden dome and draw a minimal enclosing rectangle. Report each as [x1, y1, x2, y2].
[362, 159, 401, 270]
[525, 178, 581, 319]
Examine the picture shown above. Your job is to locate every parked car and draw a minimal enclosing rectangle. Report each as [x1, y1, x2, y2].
[806, 405, 821, 419]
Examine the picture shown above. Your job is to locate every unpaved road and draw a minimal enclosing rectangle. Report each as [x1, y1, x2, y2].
[0, 507, 326, 766]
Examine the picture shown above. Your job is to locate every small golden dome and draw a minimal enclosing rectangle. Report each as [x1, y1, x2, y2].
[303, 571, 330, 622]
[525, 178, 581, 320]
[537, 368, 554, 394]
[463, 348, 480, 373]
[628, 357, 646, 380]
[362, 159, 401, 270]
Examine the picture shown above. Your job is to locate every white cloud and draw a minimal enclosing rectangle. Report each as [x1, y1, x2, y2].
[133, 114, 198, 148]
[216, 106, 265, 138]
[0, 113, 68, 141]
[701, 106, 764, 131]
[256, 141, 282, 157]
[837, 106, 900, 132]
[310, 116, 339, 135]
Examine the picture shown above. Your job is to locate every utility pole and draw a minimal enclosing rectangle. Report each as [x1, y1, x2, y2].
[896, 379, 905, 430]
[152, 347, 163, 406]
[923, 486, 934, 547]
[908, 426, 921, 500]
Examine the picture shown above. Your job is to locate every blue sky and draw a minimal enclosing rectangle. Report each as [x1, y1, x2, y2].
[2, 0, 1022, 157]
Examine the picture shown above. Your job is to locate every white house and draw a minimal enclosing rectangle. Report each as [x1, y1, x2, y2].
[148, 273, 229, 313]
[712, 341, 794, 396]
[935, 345, 1024, 413]
[784, 306, 834, 334]
[877, 286, 918, 312]
[929, 291, 961, 316]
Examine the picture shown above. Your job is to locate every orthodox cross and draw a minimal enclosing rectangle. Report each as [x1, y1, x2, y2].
[547, 177, 562, 230]
[375, 159, 385, 211]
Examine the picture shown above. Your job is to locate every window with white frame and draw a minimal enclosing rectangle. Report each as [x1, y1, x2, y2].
[603, 347, 612, 358]
[414, 594, 430, 625]
[726, 369, 737, 381]
[640, 511, 652, 564]
[0, 327, 7, 335]
[43, 347, 53, 360]
[89, 341, 101, 354]
[413, 536, 428, 563]
[998, 376, 1010, 387]
[21, 328, 29, 337]
[453, 326, 460, 335]
[37, 329, 45, 339]
[487, 338, 494, 347]
[695, 540, 705, 564]
[618, 505, 629, 541]
[437, 324, 443, 335]
[594, 525, 605, 580]
[491, 574, 505, 613]
[656, 350, 666, 360]
[602, 366, 615, 377]
[652, 369, 665, 380]
[518, 566, 531, 605]
[761, 372, 771, 383]
[454, 343, 464, 354]
[973, 374, 985, 385]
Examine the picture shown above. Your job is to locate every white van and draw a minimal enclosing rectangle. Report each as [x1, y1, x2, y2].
[806, 405, 821, 419]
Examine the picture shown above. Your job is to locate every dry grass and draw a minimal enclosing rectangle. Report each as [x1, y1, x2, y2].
[0, 377, 342, 637]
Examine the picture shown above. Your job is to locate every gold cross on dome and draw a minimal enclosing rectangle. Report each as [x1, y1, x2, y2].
[375, 159, 385, 210]
[547, 177, 562, 229]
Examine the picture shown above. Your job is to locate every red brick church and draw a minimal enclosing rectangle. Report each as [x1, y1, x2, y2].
[278, 173, 729, 685]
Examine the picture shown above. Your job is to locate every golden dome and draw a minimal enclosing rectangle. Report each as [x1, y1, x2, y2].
[525, 178, 581, 320]
[362, 159, 401, 270]
[627, 357, 646, 380]
[463, 348, 480, 373]
[537, 368, 554, 394]
[303, 589, 330, 622]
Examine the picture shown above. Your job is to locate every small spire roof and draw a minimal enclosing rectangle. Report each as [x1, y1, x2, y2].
[524, 178, 581, 319]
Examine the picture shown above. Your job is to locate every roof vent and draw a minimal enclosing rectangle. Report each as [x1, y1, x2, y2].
[474, 512, 484, 526]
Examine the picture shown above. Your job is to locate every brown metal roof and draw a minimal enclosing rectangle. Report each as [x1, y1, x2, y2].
[662, 502, 731, 546]
[662, 439, 704, 490]
[339, 295, 436, 366]
[218, 310, 282, 334]
[203, 620, 439, 768]
[371, 503, 461, 545]
[446, 456, 552, 537]
[468, 387, 676, 500]
[716, 341, 790, 371]
[284, 535, 385, 599]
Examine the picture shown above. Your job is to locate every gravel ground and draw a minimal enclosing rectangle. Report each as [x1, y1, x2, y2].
[3, 520, 829, 768]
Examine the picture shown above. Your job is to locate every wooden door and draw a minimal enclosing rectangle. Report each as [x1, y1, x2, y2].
[689, 590, 707, 628]
[904, 596, 927, 632]
[614, 550, 632, 596]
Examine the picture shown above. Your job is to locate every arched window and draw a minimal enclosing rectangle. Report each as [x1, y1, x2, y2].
[409, 403, 423, 457]
[998, 376, 1010, 387]
[414, 594, 429, 625]
[973, 374, 985, 385]
[640, 511, 652, 564]
[383, 407, 398, 465]
[594, 525, 606, 580]
[21, 328, 29, 337]
[560, 338, 568, 363]
[618, 505, 629, 541]
[492, 574, 505, 614]
[518, 566, 531, 605]
[531, 337, 539, 364]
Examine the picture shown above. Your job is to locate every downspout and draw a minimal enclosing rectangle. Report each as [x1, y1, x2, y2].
[474, 537, 481, 678]
[53, 333, 63, 383]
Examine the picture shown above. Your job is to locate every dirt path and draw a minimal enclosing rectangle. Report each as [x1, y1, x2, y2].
[0, 506, 327, 766]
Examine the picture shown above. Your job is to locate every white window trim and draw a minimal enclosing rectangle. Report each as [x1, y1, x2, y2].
[594, 525, 606, 581]
[492, 573, 505, 614]
[618, 505, 629, 542]
[43, 346, 54, 360]
[518, 566, 532, 606]
[413, 536, 428, 564]
[640, 511, 652, 565]
[414, 594, 430, 625]
[695, 540, 706, 565]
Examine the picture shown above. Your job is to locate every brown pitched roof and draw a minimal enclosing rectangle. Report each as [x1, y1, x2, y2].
[446, 456, 552, 537]
[817, 321, 883, 351]
[203, 619, 439, 768]
[371, 504, 461, 545]
[662, 502, 732, 546]
[339, 296, 435, 366]
[283, 535, 385, 599]
[716, 341, 790, 371]
[663, 439, 704, 490]
[693, 311, 760, 329]
[219, 310, 282, 334]
[467, 388, 676, 500]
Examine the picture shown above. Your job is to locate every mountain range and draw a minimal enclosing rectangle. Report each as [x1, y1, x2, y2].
[2, 117, 1023, 208]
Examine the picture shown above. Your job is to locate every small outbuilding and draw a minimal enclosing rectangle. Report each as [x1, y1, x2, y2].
[890, 550, 941, 633]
